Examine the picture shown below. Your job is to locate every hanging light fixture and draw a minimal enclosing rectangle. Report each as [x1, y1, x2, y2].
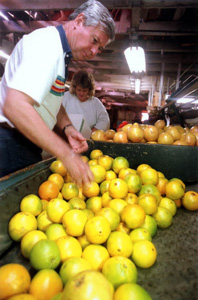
[124, 46, 146, 75]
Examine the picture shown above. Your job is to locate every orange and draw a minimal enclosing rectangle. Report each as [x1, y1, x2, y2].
[169, 177, 185, 189]
[106, 231, 133, 257]
[121, 123, 133, 133]
[144, 125, 159, 142]
[107, 198, 128, 214]
[127, 126, 144, 143]
[90, 164, 106, 183]
[61, 182, 79, 200]
[37, 210, 53, 231]
[86, 196, 102, 213]
[50, 159, 67, 176]
[138, 193, 158, 215]
[82, 208, 94, 220]
[112, 156, 129, 174]
[158, 171, 165, 178]
[159, 197, 177, 216]
[29, 269, 63, 300]
[154, 119, 166, 129]
[20, 194, 42, 216]
[156, 177, 168, 195]
[131, 240, 157, 268]
[8, 212, 37, 242]
[21, 230, 47, 259]
[46, 198, 71, 223]
[102, 256, 137, 289]
[138, 184, 161, 204]
[89, 149, 103, 160]
[165, 180, 185, 200]
[140, 215, 158, 237]
[45, 224, 67, 241]
[85, 216, 111, 244]
[68, 197, 86, 209]
[116, 221, 130, 235]
[30, 239, 61, 270]
[78, 187, 86, 200]
[114, 283, 152, 300]
[59, 257, 92, 285]
[158, 132, 174, 145]
[182, 191, 198, 211]
[129, 228, 152, 243]
[140, 168, 159, 185]
[124, 193, 138, 205]
[96, 207, 120, 231]
[173, 140, 188, 145]
[101, 191, 112, 207]
[8, 295, 37, 300]
[152, 206, 173, 229]
[113, 131, 128, 143]
[105, 170, 117, 181]
[77, 234, 91, 249]
[82, 181, 100, 198]
[100, 180, 111, 194]
[38, 180, 59, 201]
[48, 173, 64, 190]
[41, 199, 48, 211]
[108, 178, 128, 199]
[61, 270, 114, 300]
[124, 174, 142, 193]
[167, 127, 181, 141]
[88, 159, 98, 166]
[56, 236, 82, 262]
[81, 155, 89, 163]
[181, 132, 196, 146]
[82, 244, 110, 271]
[120, 204, 146, 229]
[105, 129, 116, 140]
[98, 155, 113, 171]
[118, 168, 136, 180]
[0, 263, 31, 299]
[136, 164, 151, 176]
[62, 209, 87, 237]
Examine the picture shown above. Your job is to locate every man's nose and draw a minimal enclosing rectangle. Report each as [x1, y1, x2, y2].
[91, 45, 99, 57]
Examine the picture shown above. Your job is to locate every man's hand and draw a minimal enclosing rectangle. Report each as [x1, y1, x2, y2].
[65, 125, 88, 154]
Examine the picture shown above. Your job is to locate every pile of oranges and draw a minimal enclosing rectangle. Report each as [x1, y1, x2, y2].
[91, 121, 198, 146]
[1, 150, 198, 300]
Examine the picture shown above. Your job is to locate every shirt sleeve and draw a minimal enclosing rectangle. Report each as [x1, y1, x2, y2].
[93, 98, 110, 131]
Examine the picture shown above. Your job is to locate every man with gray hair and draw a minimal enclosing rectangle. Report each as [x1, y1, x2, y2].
[0, 0, 115, 183]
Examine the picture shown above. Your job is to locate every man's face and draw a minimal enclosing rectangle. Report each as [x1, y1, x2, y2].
[70, 23, 109, 61]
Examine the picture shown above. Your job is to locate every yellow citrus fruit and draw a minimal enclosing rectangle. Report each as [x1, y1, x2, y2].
[182, 191, 198, 211]
[113, 131, 128, 143]
[105, 129, 116, 139]
[136, 164, 151, 176]
[21, 230, 47, 259]
[159, 197, 177, 216]
[107, 198, 128, 214]
[0, 264, 31, 300]
[61, 182, 79, 200]
[8, 212, 37, 242]
[140, 215, 158, 237]
[158, 171, 165, 178]
[96, 207, 120, 231]
[101, 191, 113, 207]
[85, 216, 111, 244]
[144, 125, 159, 142]
[138, 193, 158, 215]
[82, 181, 100, 198]
[165, 180, 185, 200]
[138, 184, 161, 204]
[108, 178, 128, 199]
[20, 194, 43, 216]
[156, 177, 168, 195]
[158, 132, 174, 144]
[88, 159, 98, 166]
[41, 199, 48, 211]
[82, 208, 94, 220]
[118, 168, 136, 180]
[68, 197, 86, 210]
[124, 174, 142, 193]
[127, 126, 144, 143]
[48, 173, 64, 191]
[129, 228, 152, 243]
[105, 170, 117, 180]
[90, 149, 103, 160]
[45, 224, 67, 241]
[181, 132, 196, 146]
[140, 168, 159, 185]
[57, 192, 63, 199]
[56, 236, 82, 262]
[90, 164, 106, 184]
[112, 156, 129, 174]
[167, 127, 181, 141]
[98, 155, 113, 170]
[106, 231, 133, 257]
[59, 257, 92, 285]
[37, 210, 53, 231]
[30, 239, 61, 270]
[82, 244, 110, 271]
[46, 198, 71, 223]
[78, 187, 86, 200]
[102, 256, 137, 289]
[50, 159, 67, 176]
[131, 240, 157, 268]
[61, 270, 113, 300]
[155, 119, 166, 129]
[169, 177, 186, 189]
[81, 155, 89, 163]
[77, 234, 91, 249]
[8, 294, 37, 300]
[62, 209, 87, 237]
[152, 206, 173, 228]
[86, 196, 102, 213]
[29, 269, 63, 300]
[114, 282, 152, 300]
[38, 180, 59, 201]
[100, 180, 111, 194]
[116, 221, 130, 235]
[120, 204, 146, 229]
[124, 193, 138, 205]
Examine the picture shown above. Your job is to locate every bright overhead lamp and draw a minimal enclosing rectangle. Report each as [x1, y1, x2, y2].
[135, 79, 141, 94]
[124, 46, 146, 75]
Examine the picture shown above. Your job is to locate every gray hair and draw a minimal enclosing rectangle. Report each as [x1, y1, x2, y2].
[69, 0, 115, 43]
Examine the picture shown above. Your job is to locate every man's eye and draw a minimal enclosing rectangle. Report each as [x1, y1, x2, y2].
[93, 37, 98, 44]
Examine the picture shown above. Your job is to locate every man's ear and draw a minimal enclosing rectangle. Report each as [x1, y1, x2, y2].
[74, 13, 86, 26]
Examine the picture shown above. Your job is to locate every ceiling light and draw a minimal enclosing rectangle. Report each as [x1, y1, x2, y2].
[177, 97, 198, 104]
[124, 46, 146, 74]
[0, 11, 9, 21]
[135, 79, 141, 94]
[0, 50, 10, 60]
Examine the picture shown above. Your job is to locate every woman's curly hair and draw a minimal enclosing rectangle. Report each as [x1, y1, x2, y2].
[69, 70, 95, 97]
